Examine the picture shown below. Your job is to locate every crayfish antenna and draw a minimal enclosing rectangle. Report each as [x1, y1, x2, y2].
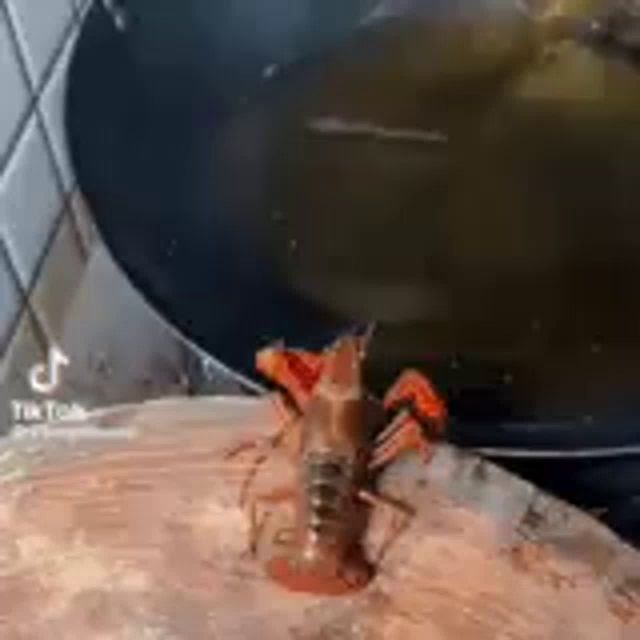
[358, 322, 377, 360]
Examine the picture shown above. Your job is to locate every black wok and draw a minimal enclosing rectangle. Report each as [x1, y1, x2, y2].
[67, 0, 640, 543]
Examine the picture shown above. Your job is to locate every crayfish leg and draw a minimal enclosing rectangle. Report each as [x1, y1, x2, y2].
[370, 410, 435, 470]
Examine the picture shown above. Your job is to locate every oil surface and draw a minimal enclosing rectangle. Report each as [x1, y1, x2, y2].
[250, 14, 640, 419]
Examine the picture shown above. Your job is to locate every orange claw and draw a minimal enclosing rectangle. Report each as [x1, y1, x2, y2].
[383, 369, 448, 436]
[256, 346, 326, 410]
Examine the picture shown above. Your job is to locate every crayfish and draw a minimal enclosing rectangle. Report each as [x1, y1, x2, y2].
[225, 334, 447, 595]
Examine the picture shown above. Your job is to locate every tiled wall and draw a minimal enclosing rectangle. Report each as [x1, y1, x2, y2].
[1, 0, 90, 347]
[0, 1, 244, 433]
[0, 0, 98, 426]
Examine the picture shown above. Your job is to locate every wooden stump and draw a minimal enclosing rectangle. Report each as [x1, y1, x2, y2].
[0, 396, 638, 639]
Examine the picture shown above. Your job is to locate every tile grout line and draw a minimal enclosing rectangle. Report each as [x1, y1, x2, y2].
[1, 209, 69, 360]
[0, 237, 27, 360]
[0, 0, 32, 174]
[0, 236, 52, 390]
[32, 4, 93, 266]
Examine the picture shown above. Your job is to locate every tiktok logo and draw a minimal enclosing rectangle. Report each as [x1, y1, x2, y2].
[28, 346, 70, 395]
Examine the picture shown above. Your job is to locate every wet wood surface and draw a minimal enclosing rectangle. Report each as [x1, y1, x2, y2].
[0, 395, 639, 639]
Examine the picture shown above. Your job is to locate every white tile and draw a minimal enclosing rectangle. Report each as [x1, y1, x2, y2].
[0, 240, 22, 350]
[0, 8, 30, 163]
[5, 0, 75, 88]
[40, 27, 77, 192]
[0, 116, 62, 289]
[69, 188, 99, 255]
[71, 0, 90, 12]
[0, 306, 46, 435]
[56, 246, 188, 408]
[32, 209, 87, 340]
[72, 0, 92, 20]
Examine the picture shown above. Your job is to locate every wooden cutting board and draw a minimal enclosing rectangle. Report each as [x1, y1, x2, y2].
[0, 396, 638, 639]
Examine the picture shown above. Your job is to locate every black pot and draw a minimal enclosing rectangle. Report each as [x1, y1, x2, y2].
[67, 0, 640, 544]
